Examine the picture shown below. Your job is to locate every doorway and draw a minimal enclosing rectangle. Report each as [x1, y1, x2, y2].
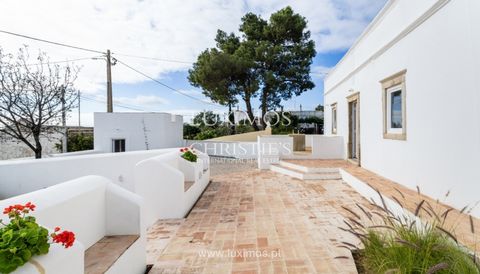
[347, 93, 360, 164]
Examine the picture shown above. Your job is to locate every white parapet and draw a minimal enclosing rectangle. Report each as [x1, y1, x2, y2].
[186, 140, 258, 159]
[257, 135, 293, 169]
[310, 135, 345, 159]
[134, 150, 210, 227]
[0, 148, 178, 199]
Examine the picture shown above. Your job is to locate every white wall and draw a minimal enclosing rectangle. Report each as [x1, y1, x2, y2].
[0, 149, 176, 198]
[0, 148, 211, 229]
[0, 131, 62, 160]
[186, 140, 258, 159]
[134, 151, 210, 226]
[94, 112, 183, 153]
[324, 0, 480, 216]
[257, 136, 293, 169]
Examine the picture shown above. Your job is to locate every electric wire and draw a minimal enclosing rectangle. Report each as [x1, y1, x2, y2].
[111, 53, 194, 64]
[0, 29, 105, 54]
[115, 58, 222, 107]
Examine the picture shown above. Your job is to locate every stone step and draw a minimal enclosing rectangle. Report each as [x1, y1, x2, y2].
[278, 160, 339, 173]
[270, 164, 342, 180]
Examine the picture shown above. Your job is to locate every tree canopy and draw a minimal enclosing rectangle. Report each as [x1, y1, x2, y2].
[189, 6, 316, 130]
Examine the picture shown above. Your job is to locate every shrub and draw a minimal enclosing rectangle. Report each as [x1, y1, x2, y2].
[338, 190, 480, 274]
[0, 203, 75, 273]
[183, 123, 201, 140]
[55, 133, 94, 152]
[193, 126, 230, 140]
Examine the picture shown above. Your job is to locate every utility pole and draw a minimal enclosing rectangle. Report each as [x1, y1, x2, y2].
[78, 90, 81, 127]
[61, 86, 67, 153]
[106, 49, 113, 113]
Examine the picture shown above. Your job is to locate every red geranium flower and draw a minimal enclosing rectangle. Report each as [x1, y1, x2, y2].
[52, 230, 76, 249]
[25, 202, 36, 211]
[3, 202, 36, 215]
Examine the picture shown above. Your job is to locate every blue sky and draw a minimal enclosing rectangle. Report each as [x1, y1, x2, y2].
[0, 0, 387, 125]
[107, 50, 349, 120]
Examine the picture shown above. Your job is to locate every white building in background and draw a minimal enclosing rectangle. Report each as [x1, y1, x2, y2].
[324, 0, 480, 215]
[94, 112, 183, 153]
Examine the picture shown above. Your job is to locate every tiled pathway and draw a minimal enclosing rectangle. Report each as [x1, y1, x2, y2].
[147, 166, 370, 273]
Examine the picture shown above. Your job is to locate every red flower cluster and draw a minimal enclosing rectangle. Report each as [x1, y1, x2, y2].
[52, 228, 75, 249]
[180, 147, 190, 153]
[3, 202, 36, 215]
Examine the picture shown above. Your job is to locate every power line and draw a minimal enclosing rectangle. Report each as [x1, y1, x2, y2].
[0, 29, 223, 109]
[81, 95, 147, 112]
[0, 29, 105, 54]
[112, 53, 194, 64]
[0, 29, 193, 64]
[115, 58, 222, 107]
[23, 56, 102, 67]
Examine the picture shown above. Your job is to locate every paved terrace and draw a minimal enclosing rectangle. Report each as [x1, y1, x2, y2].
[146, 159, 480, 274]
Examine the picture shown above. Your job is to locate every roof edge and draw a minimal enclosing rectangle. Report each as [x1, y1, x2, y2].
[324, 0, 396, 82]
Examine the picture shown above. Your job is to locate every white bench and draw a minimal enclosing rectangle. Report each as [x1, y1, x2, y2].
[0, 176, 145, 274]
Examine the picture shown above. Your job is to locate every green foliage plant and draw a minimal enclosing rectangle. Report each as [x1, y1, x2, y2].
[338, 189, 480, 273]
[0, 203, 75, 273]
[180, 147, 197, 162]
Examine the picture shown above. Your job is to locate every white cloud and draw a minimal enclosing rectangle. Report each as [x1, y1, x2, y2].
[311, 65, 332, 79]
[114, 95, 170, 106]
[0, 0, 386, 96]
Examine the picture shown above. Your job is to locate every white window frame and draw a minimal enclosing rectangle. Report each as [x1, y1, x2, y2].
[381, 70, 407, 140]
[331, 103, 337, 135]
[386, 85, 403, 134]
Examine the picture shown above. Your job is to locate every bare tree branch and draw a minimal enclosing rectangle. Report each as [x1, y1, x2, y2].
[0, 46, 80, 158]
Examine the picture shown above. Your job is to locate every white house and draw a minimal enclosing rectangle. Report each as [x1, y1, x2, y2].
[94, 112, 183, 153]
[324, 0, 480, 216]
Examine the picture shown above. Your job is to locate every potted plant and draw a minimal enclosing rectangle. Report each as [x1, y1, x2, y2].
[179, 147, 204, 181]
[180, 147, 197, 162]
[0, 202, 75, 273]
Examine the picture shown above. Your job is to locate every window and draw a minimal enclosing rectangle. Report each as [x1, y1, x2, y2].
[112, 139, 125, 152]
[331, 103, 337, 134]
[381, 70, 406, 140]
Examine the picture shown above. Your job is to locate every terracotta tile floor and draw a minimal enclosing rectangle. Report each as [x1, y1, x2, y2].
[287, 160, 480, 250]
[147, 166, 368, 274]
[147, 159, 480, 273]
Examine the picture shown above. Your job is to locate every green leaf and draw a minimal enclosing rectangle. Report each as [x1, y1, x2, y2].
[18, 249, 31, 262]
[8, 247, 17, 254]
[37, 242, 50, 255]
[1, 230, 13, 244]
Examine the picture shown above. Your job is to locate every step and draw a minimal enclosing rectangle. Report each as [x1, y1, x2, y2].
[270, 164, 342, 180]
[85, 235, 139, 274]
[184, 180, 194, 192]
[278, 160, 339, 173]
